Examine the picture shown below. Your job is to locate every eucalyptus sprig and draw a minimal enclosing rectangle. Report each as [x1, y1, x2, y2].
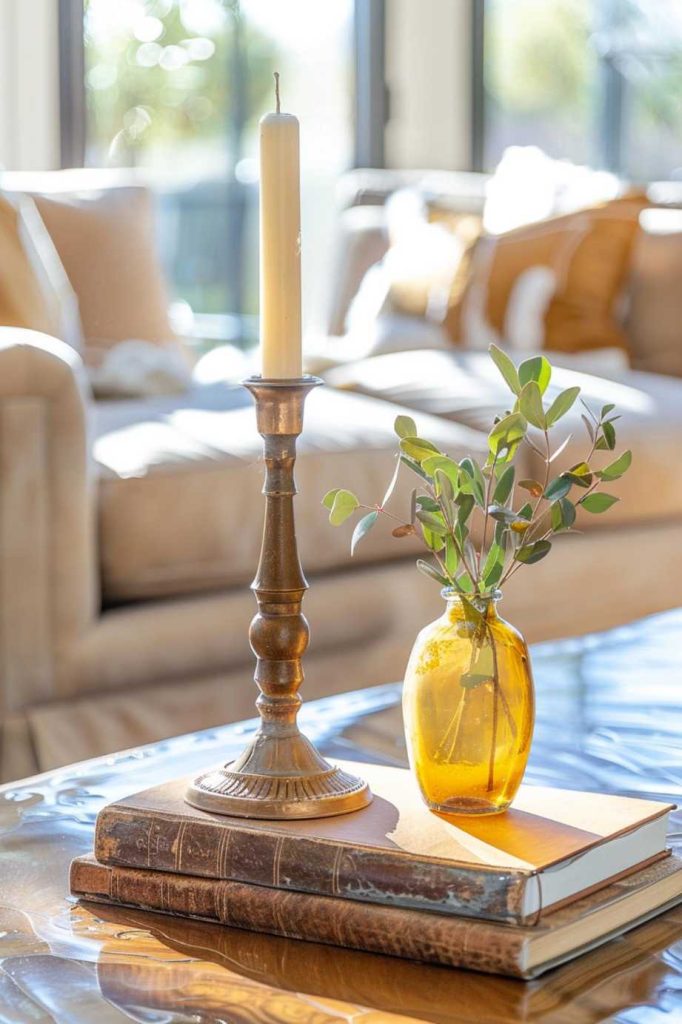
[322, 344, 631, 599]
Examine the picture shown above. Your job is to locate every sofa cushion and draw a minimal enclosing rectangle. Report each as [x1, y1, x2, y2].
[0, 194, 60, 337]
[626, 208, 682, 378]
[94, 383, 488, 602]
[325, 348, 682, 530]
[33, 186, 178, 364]
[445, 196, 648, 356]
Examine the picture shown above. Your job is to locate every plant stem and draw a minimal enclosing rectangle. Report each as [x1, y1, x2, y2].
[478, 453, 498, 580]
[486, 615, 500, 792]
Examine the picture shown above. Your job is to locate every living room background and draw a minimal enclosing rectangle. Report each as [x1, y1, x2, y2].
[33, 0, 681, 348]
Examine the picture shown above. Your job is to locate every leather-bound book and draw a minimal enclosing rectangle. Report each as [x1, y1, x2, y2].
[71, 853, 682, 980]
[94, 761, 673, 925]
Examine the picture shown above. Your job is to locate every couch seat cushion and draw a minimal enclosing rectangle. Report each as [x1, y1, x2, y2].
[326, 349, 682, 530]
[94, 382, 488, 602]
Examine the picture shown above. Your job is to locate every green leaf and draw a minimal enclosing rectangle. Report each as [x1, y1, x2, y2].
[601, 403, 615, 418]
[461, 457, 485, 494]
[351, 511, 378, 555]
[518, 478, 544, 497]
[564, 461, 593, 488]
[464, 536, 477, 569]
[435, 468, 454, 502]
[329, 489, 360, 526]
[494, 520, 509, 552]
[519, 355, 551, 394]
[422, 455, 460, 489]
[422, 526, 445, 552]
[525, 504, 554, 542]
[602, 421, 617, 450]
[599, 449, 632, 481]
[545, 386, 580, 427]
[581, 397, 599, 424]
[581, 414, 595, 441]
[488, 504, 525, 526]
[555, 497, 576, 531]
[515, 539, 552, 564]
[489, 344, 520, 395]
[544, 476, 572, 501]
[399, 436, 442, 463]
[580, 492, 619, 514]
[416, 510, 449, 536]
[493, 464, 515, 505]
[456, 572, 475, 595]
[410, 488, 417, 523]
[322, 488, 340, 510]
[394, 414, 417, 439]
[444, 536, 459, 577]
[551, 500, 562, 532]
[518, 381, 546, 429]
[518, 502, 533, 520]
[596, 421, 616, 451]
[416, 495, 440, 513]
[381, 458, 401, 507]
[416, 559, 449, 587]
[456, 492, 475, 525]
[459, 458, 485, 506]
[482, 543, 505, 587]
[487, 412, 527, 459]
[400, 454, 429, 481]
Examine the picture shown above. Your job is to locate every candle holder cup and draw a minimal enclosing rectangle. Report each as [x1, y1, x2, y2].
[185, 375, 371, 819]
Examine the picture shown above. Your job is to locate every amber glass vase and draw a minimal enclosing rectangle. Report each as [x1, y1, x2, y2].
[403, 590, 535, 815]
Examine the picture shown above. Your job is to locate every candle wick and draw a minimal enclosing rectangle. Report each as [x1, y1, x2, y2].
[274, 71, 281, 114]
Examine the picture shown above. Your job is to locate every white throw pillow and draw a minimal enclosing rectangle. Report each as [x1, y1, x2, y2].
[89, 339, 191, 398]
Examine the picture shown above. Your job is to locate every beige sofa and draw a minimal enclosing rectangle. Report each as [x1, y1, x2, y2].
[1, 168, 681, 781]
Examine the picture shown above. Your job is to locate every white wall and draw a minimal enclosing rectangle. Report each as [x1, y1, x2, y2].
[0, 0, 60, 171]
[385, 0, 472, 170]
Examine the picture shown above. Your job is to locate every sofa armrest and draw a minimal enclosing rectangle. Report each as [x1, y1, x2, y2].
[0, 328, 98, 719]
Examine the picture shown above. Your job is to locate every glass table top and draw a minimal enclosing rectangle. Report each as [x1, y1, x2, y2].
[1, 608, 682, 1023]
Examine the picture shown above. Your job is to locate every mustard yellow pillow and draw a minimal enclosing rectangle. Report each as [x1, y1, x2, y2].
[445, 195, 648, 354]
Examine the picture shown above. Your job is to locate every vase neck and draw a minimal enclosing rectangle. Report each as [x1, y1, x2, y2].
[443, 589, 501, 619]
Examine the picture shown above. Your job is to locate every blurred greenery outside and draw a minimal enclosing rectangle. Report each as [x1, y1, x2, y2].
[83, 0, 354, 341]
[485, 0, 682, 180]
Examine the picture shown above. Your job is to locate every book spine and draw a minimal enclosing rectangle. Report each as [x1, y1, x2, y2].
[94, 807, 527, 923]
[71, 858, 528, 978]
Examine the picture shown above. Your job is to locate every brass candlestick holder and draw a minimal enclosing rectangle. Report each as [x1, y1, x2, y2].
[186, 375, 371, 819]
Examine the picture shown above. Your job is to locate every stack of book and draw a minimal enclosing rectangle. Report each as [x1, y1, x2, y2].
[71, 761, 682, 979]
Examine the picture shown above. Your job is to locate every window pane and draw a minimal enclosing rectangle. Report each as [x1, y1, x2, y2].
[483, 0, 597, 171]
[598, 0, 682, 180]
[83, 0, 354, 336]
[483, 0, 682, 181]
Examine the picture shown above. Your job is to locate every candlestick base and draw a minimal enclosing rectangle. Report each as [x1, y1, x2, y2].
[185, 375, 371, 820]
[185, 735, 370, 819]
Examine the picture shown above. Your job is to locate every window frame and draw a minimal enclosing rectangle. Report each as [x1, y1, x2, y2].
[58, 0, 86, 168]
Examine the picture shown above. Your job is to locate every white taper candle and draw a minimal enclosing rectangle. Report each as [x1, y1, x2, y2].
[259, 72, 302, 379]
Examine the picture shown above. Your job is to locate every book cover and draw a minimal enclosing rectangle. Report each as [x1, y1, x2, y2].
[94, 760, 673, 924]
[71, 853, 682, 980]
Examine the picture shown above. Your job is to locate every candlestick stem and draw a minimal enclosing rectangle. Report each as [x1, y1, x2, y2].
[186, 376, 371, 819]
